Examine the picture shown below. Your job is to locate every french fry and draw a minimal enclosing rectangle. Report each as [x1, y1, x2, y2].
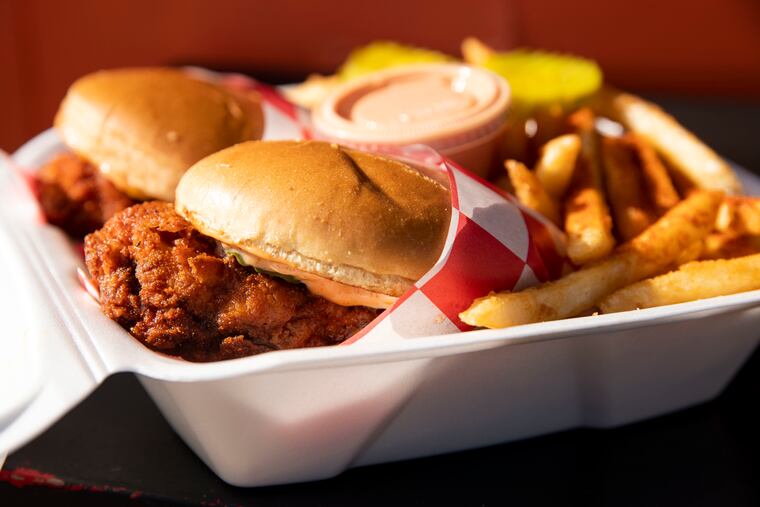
[461, 37, 494, 66]
[592, 87, 742, 195]
[564, 109, 615, 265]
[459, 190, 722, 328]
[629, 134, 680, 214]
[715, 198, 736, 232]
[674, 239, 704, 266]
[599, 253, 760, 313]
[733, 197, 760, 235]
[534, 133, 581, 199]
[282, 73, 340, 109]
[714, 196, 760, 235]
[505, 160, 561, 226]
[601, 136, 655, 241]
[702, 231, 760, 260]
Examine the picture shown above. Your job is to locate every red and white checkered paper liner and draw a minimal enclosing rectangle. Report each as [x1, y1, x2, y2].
[218, 72, 565, 343]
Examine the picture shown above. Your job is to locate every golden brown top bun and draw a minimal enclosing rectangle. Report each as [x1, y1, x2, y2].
[175, 141, 451, 298]
[55, 68, 264, 201]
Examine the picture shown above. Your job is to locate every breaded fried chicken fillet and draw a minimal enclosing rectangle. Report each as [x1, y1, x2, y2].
[84, 202, 380, 362]
[37, 153, 135, 238]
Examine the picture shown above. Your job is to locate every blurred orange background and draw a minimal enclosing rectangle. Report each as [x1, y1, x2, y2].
[2, 0, 759, 151]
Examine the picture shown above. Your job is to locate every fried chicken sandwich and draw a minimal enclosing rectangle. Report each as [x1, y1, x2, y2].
[84, 141, 451, 361]
[38, 68, 264, 237]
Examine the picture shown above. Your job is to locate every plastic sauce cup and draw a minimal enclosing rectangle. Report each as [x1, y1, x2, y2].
[312, 64, 511, 177]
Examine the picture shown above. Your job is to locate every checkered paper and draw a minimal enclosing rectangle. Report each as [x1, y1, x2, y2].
[219, 74, 566, 343]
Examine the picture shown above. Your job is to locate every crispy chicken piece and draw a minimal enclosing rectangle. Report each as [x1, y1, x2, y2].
[84, 202, 380, 361]
[37, 152, 134, 238]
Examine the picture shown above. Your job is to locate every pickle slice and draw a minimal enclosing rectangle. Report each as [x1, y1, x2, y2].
[482, 50, 603, 110]
[338, 41, 453, 81]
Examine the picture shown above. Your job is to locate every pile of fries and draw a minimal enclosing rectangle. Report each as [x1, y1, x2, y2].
[286, 37, 760, 328]
[461, 77, 758, 329]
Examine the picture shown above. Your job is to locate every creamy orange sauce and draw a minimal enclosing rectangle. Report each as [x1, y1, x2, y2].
[226, 247, 397, 309]
[351, 75, 477, 129]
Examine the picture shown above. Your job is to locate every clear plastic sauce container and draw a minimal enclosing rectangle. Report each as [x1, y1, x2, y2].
[312, 64, 511, 177]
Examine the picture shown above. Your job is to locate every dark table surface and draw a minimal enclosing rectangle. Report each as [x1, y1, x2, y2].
[2, 93, 760, 506]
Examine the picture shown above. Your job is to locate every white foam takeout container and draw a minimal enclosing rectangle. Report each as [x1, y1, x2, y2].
[2, 104, 760, 487]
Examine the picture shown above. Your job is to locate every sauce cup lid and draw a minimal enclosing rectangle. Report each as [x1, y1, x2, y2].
[312, 63, 511, 150]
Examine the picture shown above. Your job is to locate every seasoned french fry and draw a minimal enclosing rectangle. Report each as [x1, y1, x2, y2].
[714, 197, 760, 235]
[505, 160, 561, 226]
[674, 239, 704, 266]
[733, 197, 760, 235]
[702, 231, 760, 260]
[461, 37, 494, 66]
[592, 87, 742, 194]
[715, 198, 736, 232]
[564, 109, 615, 265]
[629, 134, 680, 214]
[282, 73, 340, 109]
[459, 190, 722, 328]
[534, 133, 581, 199]
[600, 253, 760, 313]
[601, 136, 655, 240]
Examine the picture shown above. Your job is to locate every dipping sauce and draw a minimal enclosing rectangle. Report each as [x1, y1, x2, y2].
[312, 64, 511, 177]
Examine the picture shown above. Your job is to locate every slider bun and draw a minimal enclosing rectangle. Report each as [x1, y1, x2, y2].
[175, 140, 451, 296]
[55, 67, 264, 201]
